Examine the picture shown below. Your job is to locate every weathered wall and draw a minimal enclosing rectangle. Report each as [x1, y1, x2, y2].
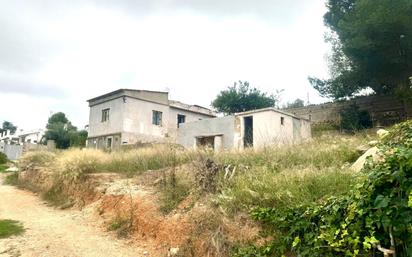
[0, 142, 23, 160]
[177, 116, 236, 149]
[167, 107, 215, 139]
[237, 111, 306, 149]
[88, 97, 125, 138]
[286, 95, 412, 127]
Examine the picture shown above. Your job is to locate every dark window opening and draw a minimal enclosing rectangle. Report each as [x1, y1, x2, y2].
[244, 116, 253, 147]
[152, 110, 163, 126]
[107, 137, 112, 149]
[177, 114, 186, 128]
[102, 108, 110, 122]
[281, 116, 285, 125]
[196, 136, 215, 149]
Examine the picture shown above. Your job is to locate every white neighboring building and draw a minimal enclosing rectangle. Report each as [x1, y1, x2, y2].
[18, 129, 45, 144]
[87, 89, 216, 149]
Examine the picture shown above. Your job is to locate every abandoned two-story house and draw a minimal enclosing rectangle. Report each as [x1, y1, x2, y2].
[87, 89, 216, 149]
[87, 89, 312, 151]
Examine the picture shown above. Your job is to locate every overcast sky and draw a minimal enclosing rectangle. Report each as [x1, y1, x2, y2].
[0, 0, 331, 131]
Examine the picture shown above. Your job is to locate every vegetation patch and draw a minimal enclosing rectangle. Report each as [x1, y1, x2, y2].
[235, 121, 412, 257]
[0, 219, 25, 239]
[107, 216, 133, 238]
[0, 164, 9, 173]
[4, 172, 19, 186]
[0, 152, 8, 165]
[158, 170, 191, 214]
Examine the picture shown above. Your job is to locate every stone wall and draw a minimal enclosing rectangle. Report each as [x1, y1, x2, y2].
[285, 95, 412, 127]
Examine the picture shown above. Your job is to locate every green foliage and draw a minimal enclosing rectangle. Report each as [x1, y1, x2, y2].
[212, 81, 281, 114]
[1, 121, 17, 134]
[0, 219, 24, 239]
[4, 172, 19, 186]
[0, 164, 8, 173]
[158, 170, 190, 214]
[44, 112, 86, 149]
[0, 152, 8, 164]
[218, 135, 363, 214]
[310, 0, 412, 99]
[285, 98, 305, 109]
[238, 120, 412, 257]
[340, 104, 372, 131]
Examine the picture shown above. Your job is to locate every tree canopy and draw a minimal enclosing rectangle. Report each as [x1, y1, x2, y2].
[44, 112, 87, 149]
[285, 99, 305, 109]
[1, 121, 17, 134]
[212, 81, 280, 115]
[310, 0, 412, 99]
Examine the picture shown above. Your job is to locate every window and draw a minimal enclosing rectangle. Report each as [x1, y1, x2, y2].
[281, 116, 285, 125]
[101, 108, 110, 122]
[152, 110, 163, 126]
[177, 114, 186, 128]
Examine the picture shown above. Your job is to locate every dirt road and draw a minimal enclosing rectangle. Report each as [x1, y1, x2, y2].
[0, 176, 149, 257]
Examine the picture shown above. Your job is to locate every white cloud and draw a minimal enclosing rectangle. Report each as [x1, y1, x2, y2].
[0, 0, 331, 130]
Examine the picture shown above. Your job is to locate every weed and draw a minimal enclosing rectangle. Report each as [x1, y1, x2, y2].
[158, 170, 191, 214]
[42, 185, 72, 208]
[0, 152, 7, 164]
[107, 216, 133, 238]
[4, 172, 19, 186]
[0, 164, 9, 173]
[0, 219, 24, 238]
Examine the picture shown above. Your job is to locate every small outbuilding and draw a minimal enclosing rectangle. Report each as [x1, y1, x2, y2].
[178, 107, 311, 151]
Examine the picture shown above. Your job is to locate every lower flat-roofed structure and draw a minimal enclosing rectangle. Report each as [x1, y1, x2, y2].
[178, 107, 311, 151]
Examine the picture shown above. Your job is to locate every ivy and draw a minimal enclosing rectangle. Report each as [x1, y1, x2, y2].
[235, 121, 412, 257]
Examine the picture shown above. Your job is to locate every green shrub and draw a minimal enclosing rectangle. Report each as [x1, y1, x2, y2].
[0, 219, 24, 238]
[0, 152, 7, 164]
[158, 171, 191, 214]
[4, 172, 19, 186]
[0, 164, 9, 173]
[340, 104, 372, 132]
[239, 120, 412, 257]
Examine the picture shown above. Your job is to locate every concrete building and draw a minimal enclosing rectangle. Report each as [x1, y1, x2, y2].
[178, 108, 311, 151]
[87, 89, 216, 149]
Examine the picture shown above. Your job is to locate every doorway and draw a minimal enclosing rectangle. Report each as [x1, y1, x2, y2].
[244, 116, 253, 147]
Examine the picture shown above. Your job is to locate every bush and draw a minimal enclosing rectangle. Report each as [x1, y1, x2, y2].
[239, 120, 412, 257]
[18, 151, 56, 171]
[4, 172, 19, 186]
[340, 104, 372, 132]
[0, 152, 7, 164]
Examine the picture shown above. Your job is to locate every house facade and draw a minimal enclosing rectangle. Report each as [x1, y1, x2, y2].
[87, 89, 216, 149]
[178, 108, 311, 151]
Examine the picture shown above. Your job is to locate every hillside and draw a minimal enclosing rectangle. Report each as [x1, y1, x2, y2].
[1, 122, 411, 257]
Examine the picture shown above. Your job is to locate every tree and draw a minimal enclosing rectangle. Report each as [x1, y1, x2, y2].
[212, 81, 280, 114]
[285, 98, 305, 109]
[310, 0, 412, 99]
[1, 121, 17, 134]
[44, 112, 86, 149]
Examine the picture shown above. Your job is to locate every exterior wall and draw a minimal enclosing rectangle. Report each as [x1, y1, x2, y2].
[87, 91, 216, 149]
[177, 116, 236, 150]
[121, 97, 170, 144]
[0, 142, 23, 160]
[286, 95, 412, 127]
[88, 97, 125, 138]
[167, 107, 215, 139]
[237, 111, 295, 149]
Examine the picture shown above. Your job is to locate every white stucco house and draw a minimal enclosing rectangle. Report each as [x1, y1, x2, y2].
[178, 107, 311, 151]
[86, 89, 216, 149]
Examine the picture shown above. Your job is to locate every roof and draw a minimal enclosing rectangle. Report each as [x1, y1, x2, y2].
[169, 100, 216, 117]
[235, 107, 310, 121]
[87, 89, 168, 102]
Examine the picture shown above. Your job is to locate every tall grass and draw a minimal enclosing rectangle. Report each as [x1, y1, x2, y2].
[215, 134, 369, 214]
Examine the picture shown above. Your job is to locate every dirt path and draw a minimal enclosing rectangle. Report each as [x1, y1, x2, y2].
[0, 176, 150, 257]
